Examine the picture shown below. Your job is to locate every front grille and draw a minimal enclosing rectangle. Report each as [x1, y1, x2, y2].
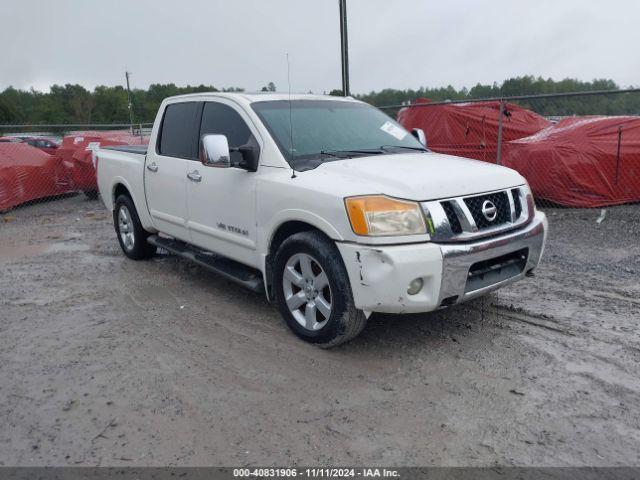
[441, 201, 463, 234]
[512, 188, 522, 219]
[464, 191, 511, 229]
[423, 187, 531, 242]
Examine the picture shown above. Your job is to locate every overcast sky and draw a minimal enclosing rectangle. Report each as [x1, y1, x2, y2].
[2, 0, 638, 94]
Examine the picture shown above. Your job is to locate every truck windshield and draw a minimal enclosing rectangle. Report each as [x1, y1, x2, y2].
[251, 100, 427, 170]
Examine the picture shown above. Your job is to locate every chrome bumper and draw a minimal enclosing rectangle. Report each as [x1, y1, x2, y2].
[437, 211, 547, 305]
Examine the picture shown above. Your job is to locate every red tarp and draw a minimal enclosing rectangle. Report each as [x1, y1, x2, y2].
[503, 116, 640, 208]
[56, 131, 148, 192]
[397, 99, 551, 162]
[0, 142, 73, 211]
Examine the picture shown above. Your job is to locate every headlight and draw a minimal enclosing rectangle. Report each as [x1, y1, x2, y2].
[345, 195, 427, 236]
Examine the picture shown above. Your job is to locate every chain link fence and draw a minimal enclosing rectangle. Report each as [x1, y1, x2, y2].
[382, 88, 640, 211]
[1, 90, 639, 244]
[0, 123, 152, 215]
[0, 90, 637, 355]
[375, 90, 640, 286]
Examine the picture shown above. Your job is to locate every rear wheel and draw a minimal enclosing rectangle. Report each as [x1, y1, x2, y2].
[273, 231, 367, 347]
[114, 194, 156, 260]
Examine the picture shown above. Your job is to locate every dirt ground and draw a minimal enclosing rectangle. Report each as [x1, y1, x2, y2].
[0, 195, 639, 467]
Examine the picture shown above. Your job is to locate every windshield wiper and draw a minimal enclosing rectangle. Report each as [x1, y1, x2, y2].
[380, 145, 428, 152]
[320, 148, 384, 158]
[319, 150, 346, 158]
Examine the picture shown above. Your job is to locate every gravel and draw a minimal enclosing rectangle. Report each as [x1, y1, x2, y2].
[0, 196, 638, 466]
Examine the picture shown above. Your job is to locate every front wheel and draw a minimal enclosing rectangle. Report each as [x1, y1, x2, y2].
[273, 231, 367, 347]
[113, 195, 156, 260]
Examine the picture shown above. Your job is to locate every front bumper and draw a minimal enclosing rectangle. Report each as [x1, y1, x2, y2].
[336, 211, 547, 314]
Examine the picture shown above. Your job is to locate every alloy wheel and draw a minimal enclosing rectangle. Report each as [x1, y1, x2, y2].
[118, 205, 135, 251]
[282, 253, 332, 331]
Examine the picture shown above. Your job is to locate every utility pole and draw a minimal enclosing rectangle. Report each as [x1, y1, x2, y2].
[125, 70, 134, 134]
[339, 0, 350, 96]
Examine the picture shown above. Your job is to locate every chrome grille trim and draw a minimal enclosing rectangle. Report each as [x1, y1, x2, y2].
[507, 189, 517, 222]
[453, 198, 478, 233]
[422, 186, 534, 243]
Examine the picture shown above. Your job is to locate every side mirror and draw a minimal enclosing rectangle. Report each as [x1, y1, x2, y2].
[200, 134, 231, 168]
[234, 145, 259, 172]
[411, 128, 427, 146]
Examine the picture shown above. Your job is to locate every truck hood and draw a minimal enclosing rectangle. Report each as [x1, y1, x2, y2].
[310, 151, 526, 200]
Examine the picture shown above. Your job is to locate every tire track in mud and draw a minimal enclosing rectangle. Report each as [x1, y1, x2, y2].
[486, 299, 640, 352]
[480, 295, 640, 403]
[589, 289, 640, 306]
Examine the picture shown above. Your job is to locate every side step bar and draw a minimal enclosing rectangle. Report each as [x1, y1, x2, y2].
[147, 235, 265, 293]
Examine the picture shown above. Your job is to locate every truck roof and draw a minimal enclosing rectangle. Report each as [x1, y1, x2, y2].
[163, 91, 360, 104]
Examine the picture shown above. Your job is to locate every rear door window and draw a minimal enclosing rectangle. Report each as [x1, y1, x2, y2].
[158, 102, 199, 159]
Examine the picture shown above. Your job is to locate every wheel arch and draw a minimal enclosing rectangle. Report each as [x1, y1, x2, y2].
[111, 177, 156, 233]
[113, 182, 131, 203]
[264, 219, 339, 301]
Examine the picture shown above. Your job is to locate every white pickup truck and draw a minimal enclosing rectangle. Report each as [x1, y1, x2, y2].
[97, 93, 547, 346]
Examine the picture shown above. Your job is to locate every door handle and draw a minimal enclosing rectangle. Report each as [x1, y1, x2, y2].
[187, 170, 202, 182]
[146, 162, 158, 172]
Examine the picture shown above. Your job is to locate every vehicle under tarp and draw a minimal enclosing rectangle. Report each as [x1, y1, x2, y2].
[55, 131, 148, 192]
[397, 99, 551, 163]
[0, 142, 73, 211]
[503, 116, 640, 207]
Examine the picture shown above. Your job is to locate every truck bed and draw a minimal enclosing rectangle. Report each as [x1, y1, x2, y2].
[96, 145, 149, 215]
[102, 145, 148, 155]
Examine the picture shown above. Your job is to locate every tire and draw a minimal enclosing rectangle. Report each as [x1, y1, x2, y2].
[113, 194, 156, 260]
[273, 231, 367, 347]
[84, 190, 99, 200]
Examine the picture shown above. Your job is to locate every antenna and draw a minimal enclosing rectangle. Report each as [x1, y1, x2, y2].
[286, 53, 297, 178]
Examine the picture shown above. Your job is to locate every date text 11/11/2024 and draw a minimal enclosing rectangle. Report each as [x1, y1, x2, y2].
[232, 468, 400, 478]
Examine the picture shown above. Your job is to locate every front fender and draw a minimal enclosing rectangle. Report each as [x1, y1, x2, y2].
[260, 209, 345, 253]
[257, 209, 346, 301]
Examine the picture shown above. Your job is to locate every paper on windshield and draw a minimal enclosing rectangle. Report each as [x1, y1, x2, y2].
[380, 121, 407, 141]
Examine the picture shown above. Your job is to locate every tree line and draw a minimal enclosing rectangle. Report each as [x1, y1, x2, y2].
[0, 83, 244, 125]
[0, 76, 638, 125]
[351, 76, 640, 117]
